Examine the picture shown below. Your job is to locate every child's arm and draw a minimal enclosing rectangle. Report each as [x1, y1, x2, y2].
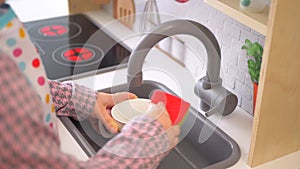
[0, 3, 177, 167]
[49, 80, 138, 133]
[49, 80, 96, 121]
[0, 55, 172, 168]
[82, 115, 171, 169]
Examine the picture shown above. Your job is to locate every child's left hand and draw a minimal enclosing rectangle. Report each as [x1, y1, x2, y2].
[92, 92, 138, 134]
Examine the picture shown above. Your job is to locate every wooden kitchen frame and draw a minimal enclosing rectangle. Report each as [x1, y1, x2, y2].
[248, 0, 300, 166]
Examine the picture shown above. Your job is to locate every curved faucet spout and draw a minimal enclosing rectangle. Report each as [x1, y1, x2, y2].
[127, 19, 221, 87]
[127, 19, 238, 116]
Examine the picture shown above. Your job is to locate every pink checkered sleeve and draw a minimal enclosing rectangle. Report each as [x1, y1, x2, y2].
[83, 116, 171, 169]
[0, 54, 171, 169]
[49, 80, 96, 121]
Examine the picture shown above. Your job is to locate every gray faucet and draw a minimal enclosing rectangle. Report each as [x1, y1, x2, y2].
[127, 19, 238, 117]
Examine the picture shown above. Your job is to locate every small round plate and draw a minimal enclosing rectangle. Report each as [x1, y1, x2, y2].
[111, 98, 153, 124]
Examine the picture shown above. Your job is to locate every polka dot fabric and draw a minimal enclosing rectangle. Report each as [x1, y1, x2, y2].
[0, 14, 57, 132]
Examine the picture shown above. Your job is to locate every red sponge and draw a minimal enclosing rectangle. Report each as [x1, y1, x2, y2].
[150, 90, 190, 125]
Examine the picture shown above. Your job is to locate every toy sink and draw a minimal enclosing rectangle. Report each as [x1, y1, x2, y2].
[59, 80, 240, 169]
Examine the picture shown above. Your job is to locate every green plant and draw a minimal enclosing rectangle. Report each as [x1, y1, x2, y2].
[241, 39, 263, 84]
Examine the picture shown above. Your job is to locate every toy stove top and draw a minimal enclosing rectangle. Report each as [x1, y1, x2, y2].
[24, 14, 130, 80]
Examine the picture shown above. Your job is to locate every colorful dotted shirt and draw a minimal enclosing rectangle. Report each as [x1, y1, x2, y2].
[0, 4, 170, 169]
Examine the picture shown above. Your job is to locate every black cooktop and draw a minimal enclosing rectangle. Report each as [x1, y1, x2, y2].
[24, 14, 130, 80]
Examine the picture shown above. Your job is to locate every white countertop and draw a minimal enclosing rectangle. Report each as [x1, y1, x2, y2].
[8, 1, 300, 167]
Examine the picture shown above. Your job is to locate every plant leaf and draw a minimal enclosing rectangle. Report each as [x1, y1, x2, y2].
[245, 39, 252, 46]
[248, 60, 256, 69]
[241, 45, 248, 50]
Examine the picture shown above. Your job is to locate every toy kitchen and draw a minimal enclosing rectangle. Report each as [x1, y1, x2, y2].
[20, 1, 241, 168]
[10, 0, 300, 168]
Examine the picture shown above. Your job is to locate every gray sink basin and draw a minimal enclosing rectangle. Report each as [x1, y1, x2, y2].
[59, 80, 240, 169]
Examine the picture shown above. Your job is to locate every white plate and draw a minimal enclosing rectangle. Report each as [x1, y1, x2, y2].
[111, 98, 153, 124]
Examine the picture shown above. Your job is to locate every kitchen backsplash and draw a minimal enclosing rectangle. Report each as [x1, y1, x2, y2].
[104, 0, 265, 115]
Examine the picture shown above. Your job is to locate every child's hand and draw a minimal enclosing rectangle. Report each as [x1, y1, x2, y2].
[147, 102, 180, 149]
[93, 92, 138, 134]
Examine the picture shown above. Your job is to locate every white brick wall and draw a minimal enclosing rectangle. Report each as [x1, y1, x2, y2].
[126, 0, 265, 115]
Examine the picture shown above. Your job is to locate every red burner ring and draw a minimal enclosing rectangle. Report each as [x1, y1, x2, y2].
[40, 25, 68, 37]
[63, 47, 94, 62]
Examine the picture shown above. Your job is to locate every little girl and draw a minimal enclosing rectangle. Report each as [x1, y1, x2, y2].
[0, 1, 179, 168]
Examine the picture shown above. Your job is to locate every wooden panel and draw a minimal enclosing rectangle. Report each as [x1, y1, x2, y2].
[248, 0, 300, 167]
[113, 0, 135, 29]
[68, 0, 110, 14]
[205, 0, 269, 35]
